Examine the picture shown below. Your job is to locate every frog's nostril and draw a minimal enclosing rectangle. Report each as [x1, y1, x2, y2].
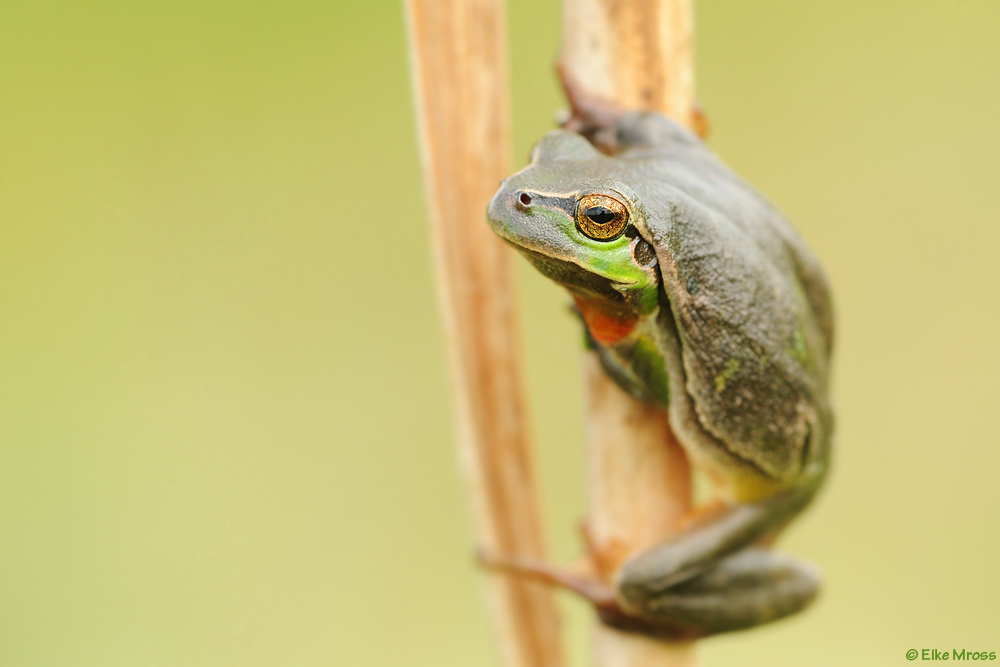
[518, 192, 532, 206]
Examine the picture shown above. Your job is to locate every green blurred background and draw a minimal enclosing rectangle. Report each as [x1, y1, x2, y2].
[2, 1, 998, 665]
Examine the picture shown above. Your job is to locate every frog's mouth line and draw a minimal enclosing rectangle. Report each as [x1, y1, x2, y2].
[515, 246, 637, 303]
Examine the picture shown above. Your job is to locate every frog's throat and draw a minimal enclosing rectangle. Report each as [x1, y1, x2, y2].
[570, 292, 639, 345]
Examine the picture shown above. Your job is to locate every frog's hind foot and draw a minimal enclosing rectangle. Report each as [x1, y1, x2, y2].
[475, 549, 618, 609]
[616, 548, 821, 638]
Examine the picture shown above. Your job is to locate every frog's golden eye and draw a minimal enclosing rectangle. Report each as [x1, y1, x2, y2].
[576, 194, 629, 241]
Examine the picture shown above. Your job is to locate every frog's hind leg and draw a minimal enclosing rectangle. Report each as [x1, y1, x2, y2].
[607, 473, 825, 636]
[607, 548, 820, 638]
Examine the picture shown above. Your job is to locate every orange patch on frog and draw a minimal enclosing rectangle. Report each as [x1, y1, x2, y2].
[572, 295, 638, 345]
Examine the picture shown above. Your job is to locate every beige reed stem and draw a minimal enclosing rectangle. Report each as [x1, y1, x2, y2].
[562, 0, 699, 665]
[404, 2, 565, 666]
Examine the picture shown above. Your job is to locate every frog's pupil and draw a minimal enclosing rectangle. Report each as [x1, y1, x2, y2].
[586, 206, 615, 224]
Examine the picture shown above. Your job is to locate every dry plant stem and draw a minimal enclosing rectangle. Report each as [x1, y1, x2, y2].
[563, 0, 698, 665]
[562, 0, 694, 125]
[584, 357, 695, 667]
[404, 2, 564, 667]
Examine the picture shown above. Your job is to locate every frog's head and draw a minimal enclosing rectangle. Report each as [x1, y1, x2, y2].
[487, 130, 660, 320]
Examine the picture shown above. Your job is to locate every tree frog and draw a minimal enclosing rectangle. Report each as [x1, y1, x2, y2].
[485, 111, 833, 638]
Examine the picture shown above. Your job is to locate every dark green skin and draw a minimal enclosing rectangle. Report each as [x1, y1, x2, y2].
[487, 112, 834, 638]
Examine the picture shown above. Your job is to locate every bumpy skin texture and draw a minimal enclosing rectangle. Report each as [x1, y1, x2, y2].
[487, 112, 834, 638]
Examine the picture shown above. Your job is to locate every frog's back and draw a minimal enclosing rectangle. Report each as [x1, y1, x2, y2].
[617, 114, 833, 353]
[610, 113, 833, 487]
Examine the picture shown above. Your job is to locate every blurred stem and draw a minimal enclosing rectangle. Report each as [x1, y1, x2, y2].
[404, 1, 565, 667]
[562, 0, 699, 665]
